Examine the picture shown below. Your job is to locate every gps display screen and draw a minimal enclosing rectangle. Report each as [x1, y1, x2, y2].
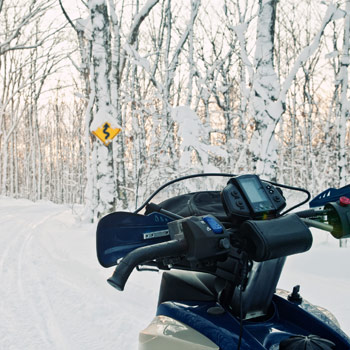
[238, 176, 274, 211]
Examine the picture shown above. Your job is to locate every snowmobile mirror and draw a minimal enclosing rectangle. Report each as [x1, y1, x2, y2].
[96, 212, 173, 267]
[324, 200, 350, 239]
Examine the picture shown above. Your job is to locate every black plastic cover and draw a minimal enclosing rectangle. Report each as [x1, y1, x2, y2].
[239, 214, 313, 262]
[230, 257, 286, 319]
[167, 215, 231, 264]
[145, 191, 230, 223]
[157, 270, 217, 306]
[157, 258, 287, 321]
[280, 335, 335, 350]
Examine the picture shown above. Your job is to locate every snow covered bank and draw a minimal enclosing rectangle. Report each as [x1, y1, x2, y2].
[0, 198, 349, 349]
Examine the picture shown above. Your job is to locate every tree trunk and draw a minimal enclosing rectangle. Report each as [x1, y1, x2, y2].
[89, 0, 117, 218]
[250, 0, 280, 181]
[338, 0, 350, 188]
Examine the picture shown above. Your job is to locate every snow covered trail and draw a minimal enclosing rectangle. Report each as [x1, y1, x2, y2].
[0, 198, 162, 350]
[0, 198, 349, 350]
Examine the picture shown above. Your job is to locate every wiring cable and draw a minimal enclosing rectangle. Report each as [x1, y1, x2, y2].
[134, 172, 236, 213]
[134, 173, 311, 216]
[260, 179, 311, 215]
[236, 255, 249, 350]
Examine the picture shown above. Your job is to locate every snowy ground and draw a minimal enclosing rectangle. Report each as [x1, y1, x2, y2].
[0, 197, 349, 350]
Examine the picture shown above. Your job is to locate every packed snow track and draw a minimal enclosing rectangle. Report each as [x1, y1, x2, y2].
[0, 198, 161, 350]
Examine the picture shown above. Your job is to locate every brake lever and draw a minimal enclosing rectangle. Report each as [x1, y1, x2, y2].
[136, 265, 159, 272]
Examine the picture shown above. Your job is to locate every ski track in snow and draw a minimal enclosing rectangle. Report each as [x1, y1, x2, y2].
[0, 198, 349, 349]
[0, 203, 70, 349]
[0, 199, 162, 350]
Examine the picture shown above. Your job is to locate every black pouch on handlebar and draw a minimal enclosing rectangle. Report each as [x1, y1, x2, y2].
[146, 191, 230, 223]
[240, 214, 313, 262]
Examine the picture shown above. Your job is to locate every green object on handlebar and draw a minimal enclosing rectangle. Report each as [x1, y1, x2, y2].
[324, 201, 350, 239]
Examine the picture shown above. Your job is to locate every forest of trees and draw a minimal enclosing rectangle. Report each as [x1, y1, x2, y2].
[0, 0, 350, 221]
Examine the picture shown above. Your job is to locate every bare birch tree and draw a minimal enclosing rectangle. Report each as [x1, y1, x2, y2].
[88, 0, 117, 218]
[234, 1, 345, 181]
[0, 0, 67, 198]
[337, 0, 350, 189]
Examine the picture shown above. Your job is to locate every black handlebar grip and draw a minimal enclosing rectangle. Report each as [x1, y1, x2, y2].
[107, 239, 187, 291]
[295, 209, 318, 218]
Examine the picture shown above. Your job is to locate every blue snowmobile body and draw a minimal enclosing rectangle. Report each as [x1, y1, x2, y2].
[156, 289, 350, 349]
[96, 174, 350, 349]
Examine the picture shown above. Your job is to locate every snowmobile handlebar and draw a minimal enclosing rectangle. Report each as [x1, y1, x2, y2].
[107, 213, 315, 291]
[106, 204, 350, 292]
[102, 174, 350, 292]
[107, 239, 187, 291]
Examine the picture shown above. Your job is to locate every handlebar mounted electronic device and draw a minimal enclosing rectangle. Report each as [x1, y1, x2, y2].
[221, 174, 286, 220]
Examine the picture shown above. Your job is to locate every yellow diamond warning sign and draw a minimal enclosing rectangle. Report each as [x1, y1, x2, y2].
[92, 122, 121, 146]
